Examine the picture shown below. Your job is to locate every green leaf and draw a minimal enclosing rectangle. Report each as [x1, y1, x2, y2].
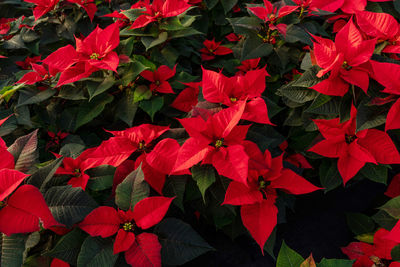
[204, 0, 219, 9]
[391, 244, 400, 262]
[317, 258, 354, 267]
[77, 237, 118, 267]
[115, 165, 150, 211]
[345, 213, 375, 235]
[285, 24, 312, 45]
[227, 17, 261, 35]
[16, 88, 56, 107]
[87, 76, 115, 101]
[28, 157, 64, 192]
[0, 83, 25, 102]
[58, 86, 87, 101]
[45, 229, 87, 265]
[339, 92, 352, 123]
[120, 61, 149, 86]
[356, 103, 386, 132]
[74, 94, 114, 131]
[163, 176, 187, 211]
[241, 35, 273, 60]
[115, 88, 138, 127]
[139, 96, 164, 121]
[133, 85, 152, 103]
[142, 32, 168, 50]
[121, 8, 145, 21]
[8, 129, 39, 173]
[221, 0, 238, 13]
[86, 165, 116, 191]
[154, 218, 214, 266]
[276, 241, 304, 267]
[319, 160, 342, 192]
[45, 185, 98, 228]
[278, 66, 321, 104]
[360, 163, 388, 184]
[372, 210, 397, 230]
[1, 234, 26, 267]
[380, 195, 400, 219]
[168, 28, 203, 39]
[3, 35, 26, 49]
[191, 165, 216, 202]
[305, 94, 332, 113]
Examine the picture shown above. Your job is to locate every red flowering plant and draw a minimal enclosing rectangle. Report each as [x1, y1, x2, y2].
[3, 0, 400, 266]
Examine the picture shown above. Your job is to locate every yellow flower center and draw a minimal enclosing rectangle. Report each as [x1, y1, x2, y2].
[123, 222, 133, 231]
[90, 53, 100, 60]
[230, 97, 237, 102]
[342, 61, 352, 70]
[258, 180, 266, 190]
[214, 139, 223, 148]
[345, 134, 357, 144]
[138, 140, 146, 150]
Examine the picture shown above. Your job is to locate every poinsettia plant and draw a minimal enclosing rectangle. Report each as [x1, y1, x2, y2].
[2, 0, 400, 266]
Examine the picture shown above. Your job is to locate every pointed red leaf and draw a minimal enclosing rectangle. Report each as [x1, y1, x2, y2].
[125, 233, 161, 267]
[0, 169, 28, 201]
[79, 206, 120, 237]
[133, 196, 174, 230]
[114, 229, 136, 254]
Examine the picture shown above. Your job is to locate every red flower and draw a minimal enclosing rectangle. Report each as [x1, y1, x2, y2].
[386, 173, 400, 198]
[236, 58, 262, 73]
[57, 23, 120, 87]
[0, 18, 17, 35]
[310, 19, 376, 96]
[201, 66, 272, 124]
[66, 0, 97, 21]
[199, 39, 233, 61]
[223, 143, 320, 250]
[79, 196, 174, 266]
[130, 0, 191, 29]
[140, 65, 176, 94]
[342, 229, 399, 267]
[308, 106, 400, 184]
[370, 61, 400, 131]
[15, 55, 41, 69]
[103, 11, 130, 28]
[107, 124, 171, 193]
[170, 82, 200, 112]
[248, 0, 298, 23]
[17, 45, 77, 85]
[0, 185, 62, 235]
[24, 0, 59, 20]
[225, 33, 242, 42]
[173, 102, 250, 184]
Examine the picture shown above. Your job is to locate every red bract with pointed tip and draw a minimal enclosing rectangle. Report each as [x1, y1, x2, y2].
[199, 39, 233, 61]
[248, 0, 298, 23]
[24, 0, 59, 20]
[56, 23, 120, 87]
[170, 82, 200, 112]
[202, 67, 272, 124]
[106, 124, 170, 193]
[370, 61, 400, 131]
[15, 55, 41, 69]
[308, 106, 400, 184]
[79, 196, 173, 265]
[173, 102, 251, 184]
[223, 143, 320, 251]
[310, 19, 376, 96]
[50, 258, 70, 267]
[17, 45, 77, 85]
[0, 18, 16, 35]
[237, 58, 262, 73]
[66, 0, 97, 21]
[0, 169, 28, 201]
[342, 229, 398, 267]
[0, 185, 62, 235]
[130, 0, 191, 29]
[140, 65, 176, 94]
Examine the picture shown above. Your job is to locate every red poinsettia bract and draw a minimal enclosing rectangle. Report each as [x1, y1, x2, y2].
[342, 229, 399, 267]
[56, 23, 120, 87]
[0, 184, 61, 235]
[66, 0, 97, 21]
[200, 39, 233, 61]
[311, 19, 376, 96]
[170, 82, 200, 112]
[130, 0, 191, 29]
[201, 66, 272, 124]
[24, 0, 59, 20]
[140, 65, 176, 94]
[106, 124, 171, 193]
[223, 142, 320, 250]
[79, 197, 174, 267]
[173, 102, 251, 184]
[308, 106, 400, 184]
